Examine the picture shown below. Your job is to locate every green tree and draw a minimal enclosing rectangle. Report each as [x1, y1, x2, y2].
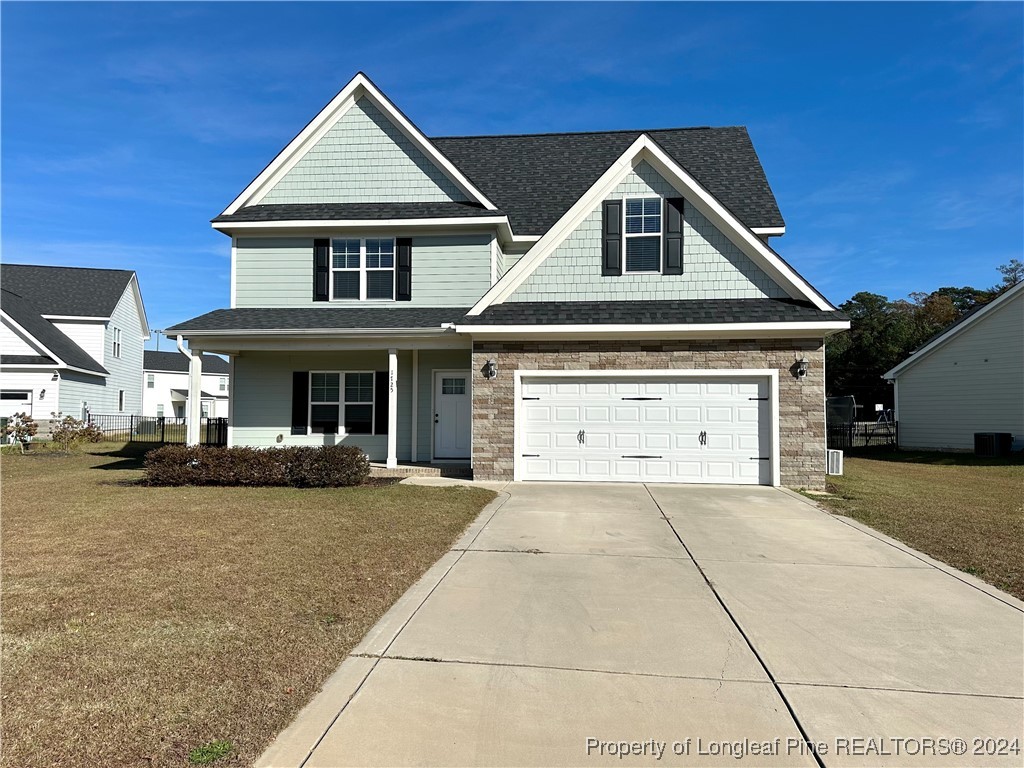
[994, 258, 1023, 290]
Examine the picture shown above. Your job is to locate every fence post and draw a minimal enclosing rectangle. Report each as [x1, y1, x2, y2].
[160, 416, 165, 443]
[130, 414, 135, 441]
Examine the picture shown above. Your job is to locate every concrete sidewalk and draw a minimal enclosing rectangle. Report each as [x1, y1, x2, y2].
[257, 483, 1024, 768]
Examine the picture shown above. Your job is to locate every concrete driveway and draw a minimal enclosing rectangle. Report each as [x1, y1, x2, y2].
[258, 483, 1024, 768]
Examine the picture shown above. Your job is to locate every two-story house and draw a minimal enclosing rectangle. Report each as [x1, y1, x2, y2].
[169, 73, 849, 488]
[142, 350, 230, 419]
[1, 264, 150, 422]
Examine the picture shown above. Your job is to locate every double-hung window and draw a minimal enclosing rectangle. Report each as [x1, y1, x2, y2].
[309, 371, 375, 435]
[112, 327, 122, 358]
[219, 377, 227, 392]
[331, 238, 395, 300]
[146, 373, 155, 389]
[624, 197, 662, 273]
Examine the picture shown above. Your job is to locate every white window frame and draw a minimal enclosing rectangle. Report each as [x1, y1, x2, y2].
[329, 237, 396, 302]
[156, 403, 164, 417]
[622, 196, 663, 274]
[308, 370, 377, 436]
[112, 327, 122, 358]
[218, 377, 227, 392]
[146, 373, 155, 389]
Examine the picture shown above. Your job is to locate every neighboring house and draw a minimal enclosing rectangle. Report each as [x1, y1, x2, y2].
[1, 264, 149, 421]
[143, 350, 230, 419]
[168, 73, 849, 488]
[884, 281, 1023, 452]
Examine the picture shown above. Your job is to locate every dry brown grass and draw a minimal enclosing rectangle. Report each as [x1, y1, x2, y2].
[818, 450, 1024, 599]
[1, 444, 494, 767]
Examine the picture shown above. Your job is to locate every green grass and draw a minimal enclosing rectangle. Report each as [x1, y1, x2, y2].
[1, 444, 495, 768]
[817, 450, 1024, 599]
[189, 740, 233, 764]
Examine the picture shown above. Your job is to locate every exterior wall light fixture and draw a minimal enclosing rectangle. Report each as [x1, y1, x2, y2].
[483, 359, 498, 379]
[794, 357, 810, 379]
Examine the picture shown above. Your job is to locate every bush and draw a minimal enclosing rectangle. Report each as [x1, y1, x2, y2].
[2, 412, 38, 445]
[144, 444, 370, 488]
[49, 412, 103, 452]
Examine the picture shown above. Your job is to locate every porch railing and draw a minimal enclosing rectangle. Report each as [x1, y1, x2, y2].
[87, 414, 228, 446]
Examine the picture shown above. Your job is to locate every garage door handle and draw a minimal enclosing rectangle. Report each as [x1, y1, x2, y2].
[621, 396, 662, 400]
[622, 455, 662, 459]
[577, 429, 585, 445]
[750, 456, 770, 461]
[699, 430, 707, 446]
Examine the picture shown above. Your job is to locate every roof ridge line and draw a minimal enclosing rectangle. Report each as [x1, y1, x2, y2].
[431, 126, 745, 140]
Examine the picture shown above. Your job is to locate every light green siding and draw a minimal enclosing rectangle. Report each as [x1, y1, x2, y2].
[508, 161, 788, 302]
[234, 235, 491, 308]
[230, 348, 472, 461]
[896, 291, 1024, 451]
[260, 97, 467, 205]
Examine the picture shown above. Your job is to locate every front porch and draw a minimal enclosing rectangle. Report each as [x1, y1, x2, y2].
[183, 336, 475, 470]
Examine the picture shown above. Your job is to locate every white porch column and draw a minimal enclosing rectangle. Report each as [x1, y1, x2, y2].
[410, 350, 419, 463]
[182, 341, 203, 446]
[386, 348, 398, 468]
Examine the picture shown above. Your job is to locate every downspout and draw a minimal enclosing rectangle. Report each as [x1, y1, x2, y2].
[177, 335, 203, 446]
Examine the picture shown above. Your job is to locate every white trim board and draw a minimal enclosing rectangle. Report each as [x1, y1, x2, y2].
[883, 281, 1024, 379]
[455, 320, 850, 340]
[0, 309, 110, 378]
[220, 73, 497, 216]
[467, 134, 833, 315]
[512, 368, 781, 487]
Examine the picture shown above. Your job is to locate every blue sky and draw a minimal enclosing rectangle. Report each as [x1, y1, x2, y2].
[3, 2, 1021, 344]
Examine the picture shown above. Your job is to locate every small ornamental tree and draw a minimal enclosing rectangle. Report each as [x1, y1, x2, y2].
[3, 412, 38, 446]
[49, 412, 102, 452]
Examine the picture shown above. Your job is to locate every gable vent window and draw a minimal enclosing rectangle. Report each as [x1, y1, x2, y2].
[624, 197, 662, 273]
[330, 238, 395, 301]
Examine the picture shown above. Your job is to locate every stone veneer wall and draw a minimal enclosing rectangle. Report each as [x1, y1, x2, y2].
[471, 339, 826, 489]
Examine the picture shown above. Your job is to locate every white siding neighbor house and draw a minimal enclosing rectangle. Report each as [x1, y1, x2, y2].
[884, 281, 1024, 452]
[1, 264, 150, 422]
[168, 72, 850, 488]
[143, 350, 230, 419]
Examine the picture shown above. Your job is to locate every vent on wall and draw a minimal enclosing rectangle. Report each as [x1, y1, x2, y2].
[826, 449, 844, 476]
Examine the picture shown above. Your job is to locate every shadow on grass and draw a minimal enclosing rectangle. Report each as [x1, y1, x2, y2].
[845, 447, 1024, 467]
[89, 441, 163, 472]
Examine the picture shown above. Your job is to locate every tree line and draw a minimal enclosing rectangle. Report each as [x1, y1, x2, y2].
[825, 259, 1022, 415]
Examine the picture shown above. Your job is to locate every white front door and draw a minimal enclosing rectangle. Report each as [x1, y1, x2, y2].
[519, 375, 772, 484]
[434, 371, 471, 459]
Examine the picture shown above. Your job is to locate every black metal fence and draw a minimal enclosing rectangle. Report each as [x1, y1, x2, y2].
[827, 421, 898, 451]
[88, 414, 228, 446]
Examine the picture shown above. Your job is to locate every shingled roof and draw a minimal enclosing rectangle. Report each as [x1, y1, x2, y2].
[0, 288, 107, 374]
[432, 127, 783, 235]
[1, 264, 135, 318]
[165, 299, 843, 334]
[144, 350, 231, 374]
[213, 201, 499, 223]
[217, 126, 783, 236]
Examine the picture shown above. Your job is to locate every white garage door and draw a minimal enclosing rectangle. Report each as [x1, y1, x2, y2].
[518, 375, 773, 485]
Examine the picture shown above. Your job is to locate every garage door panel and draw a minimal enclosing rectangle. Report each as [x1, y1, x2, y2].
[613, 433, 641, 450]
[613, 405, 642, 423]
[519, 375, 772, 485]
[704, 406, 735, 423]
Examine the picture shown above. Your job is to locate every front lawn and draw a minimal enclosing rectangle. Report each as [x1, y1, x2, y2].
[1, 444, 494, 768]
[818, 450, 1024, 599]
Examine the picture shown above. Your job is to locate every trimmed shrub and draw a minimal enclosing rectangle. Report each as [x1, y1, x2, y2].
[144, 444, 370, 488]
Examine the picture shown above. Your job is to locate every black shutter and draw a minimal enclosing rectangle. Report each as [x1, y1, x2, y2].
[374, 371, 389, 434]
[663, 198, 684, 275]
[291, 371, 309, 435]
[395, 237, 412, 301]
[602, 200, 622, 276]
[313, 239, 330, 301]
